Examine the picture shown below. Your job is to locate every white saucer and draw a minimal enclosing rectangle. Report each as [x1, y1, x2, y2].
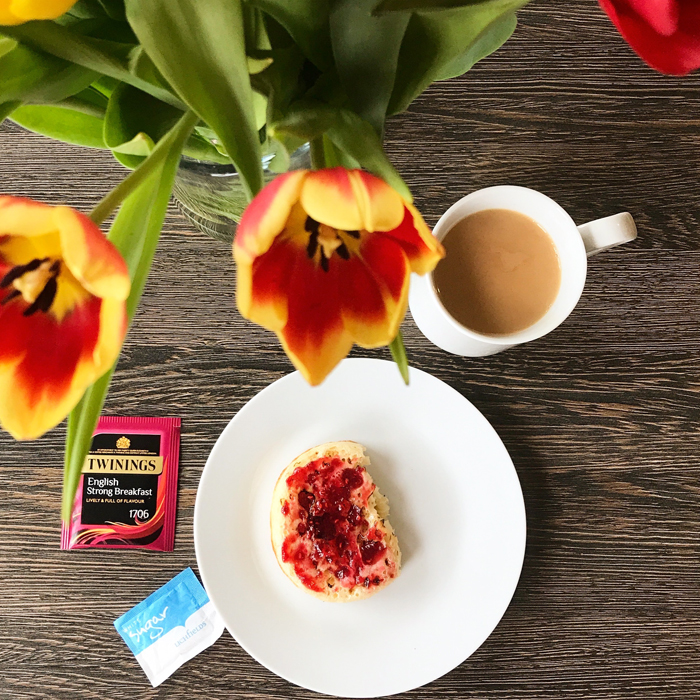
[194, 358, 526, 697]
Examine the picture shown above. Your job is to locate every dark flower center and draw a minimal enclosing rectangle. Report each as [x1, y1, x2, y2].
[1, 257, 61, 316]
[305, 216, 360, 272]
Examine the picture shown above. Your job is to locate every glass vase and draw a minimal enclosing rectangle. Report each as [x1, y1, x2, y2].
[173, 144, 311, 243]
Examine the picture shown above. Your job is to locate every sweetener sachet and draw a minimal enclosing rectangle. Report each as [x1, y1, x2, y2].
[114, 568, 224, 687]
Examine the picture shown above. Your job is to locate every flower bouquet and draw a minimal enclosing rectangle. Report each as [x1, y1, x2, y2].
[0, 0, 697, 523]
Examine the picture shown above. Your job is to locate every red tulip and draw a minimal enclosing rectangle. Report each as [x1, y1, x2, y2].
[0, 196, 130, 440]
[234, 168, 445, 385]
[599, 0, 700, 74]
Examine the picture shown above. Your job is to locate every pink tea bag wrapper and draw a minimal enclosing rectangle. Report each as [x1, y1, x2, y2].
[61, 417, 181, 551]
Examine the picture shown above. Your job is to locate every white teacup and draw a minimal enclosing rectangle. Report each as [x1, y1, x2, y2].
[409, 185, 637, 357]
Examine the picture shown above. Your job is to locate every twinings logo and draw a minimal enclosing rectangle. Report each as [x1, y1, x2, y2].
[82, 456, 163, 475]
[116, 436, 131, 449]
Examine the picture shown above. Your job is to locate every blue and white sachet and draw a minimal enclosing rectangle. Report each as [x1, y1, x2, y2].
[114, 568, 224, 687]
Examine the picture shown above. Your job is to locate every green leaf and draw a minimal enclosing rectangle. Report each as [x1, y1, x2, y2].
[91, 74, 119, 98]
[111, 132, 153, 156]
[247, 0, 333, 70]
[388, 0, 528, 114]
[98, 0, 126, 21]
[127, 45, 178, 99]
[248, 55, 274, 75]
[249, 45, 306, 120]
[322, 134, 360, 169]
[110, 150, 143, 169]
[125, 0, 263, 199]
[0, 21, 184, 109]
[273, 101, 411, 201]
[67, 0, 110, 19]
[389, 332, 410, 385]
[0, 42, 97, 104]
[62, 110, 198, 522]
[0, 100, 20, 124]
[263, 135, 291, 173]
[329, 0, 409, 136]
[243, 4, 272, 53]
[0, 36, 15, 59]
[104, 82, 181, 154]
[182, 133, 233, 164]
[10, 103, 107, 148]
[434, 11, 517, 80]
[68, 0, 126, 21]
[59, 85, 109, 117]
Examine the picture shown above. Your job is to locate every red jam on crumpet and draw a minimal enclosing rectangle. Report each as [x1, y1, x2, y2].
[270, 441, 401, 602]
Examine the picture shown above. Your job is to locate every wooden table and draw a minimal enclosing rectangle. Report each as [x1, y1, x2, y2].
[2, 1, 700, 698]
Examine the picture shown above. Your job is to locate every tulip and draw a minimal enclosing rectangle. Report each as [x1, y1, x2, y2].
[599, 0, 700, 75]
[234, 168, 444, 385]
[0, 0, 77, 24]
[0, 196, 130, 440]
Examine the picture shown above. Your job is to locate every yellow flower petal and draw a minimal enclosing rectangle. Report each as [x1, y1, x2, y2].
[0, 196, 58, 237]
[54, 206, 130, 301]
[300, 168, 364, 231]
[234, 170, 307, 262]
[300, 169, 405, 233]
[278, 324, 354, 387]
[348, 170, 405, 232]
[4, 0, 77, 23]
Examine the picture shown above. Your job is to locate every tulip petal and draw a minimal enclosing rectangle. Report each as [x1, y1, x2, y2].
[277, 245, 353, 385]
[7, 0, 77, 22]
[0, 288, 126, 440]
[0, 231, 62, 266]
[627, 0, 678, 36]
[54, 206, 130, 301]
[234, 170, 307, 261]
[301, 168, 405, 233]
[239, 236, 297, 330]
[340, 235, 410, 347]
[348, 170, 406, 232]
[93, 296, 129, 376]
[599, 0, 700, 75]
[0, 6, 19, 24]
[300, 168, 362, 231]
[380, 204, 445, 275]
[0, 196, 59, 237]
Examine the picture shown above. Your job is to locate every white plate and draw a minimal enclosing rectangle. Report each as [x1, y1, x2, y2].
[194, 358, 526, 698]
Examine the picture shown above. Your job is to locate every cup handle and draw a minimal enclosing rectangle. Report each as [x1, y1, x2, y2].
[577, 212, 637, 257]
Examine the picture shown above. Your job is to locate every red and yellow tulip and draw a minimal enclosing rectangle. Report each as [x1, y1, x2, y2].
[0, 196, 130, 440]
[234, 168, 445, 385]
[0, 0, 77, 24]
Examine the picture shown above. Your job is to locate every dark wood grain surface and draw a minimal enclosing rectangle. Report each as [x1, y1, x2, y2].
[2, 1, 700, 698]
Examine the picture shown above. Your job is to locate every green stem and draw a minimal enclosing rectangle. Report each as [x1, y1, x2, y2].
[63, 393, 85, 470]
[90, 110, 199, 226]
[62, 109, 199, 521]
[61, 370, 114, 522]
[389, 330, 410, 385]
[310, 136, 325, 170]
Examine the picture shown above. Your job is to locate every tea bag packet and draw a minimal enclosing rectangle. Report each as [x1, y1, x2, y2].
[114, 568, 224, 687]
[61, 417, 181, 550]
